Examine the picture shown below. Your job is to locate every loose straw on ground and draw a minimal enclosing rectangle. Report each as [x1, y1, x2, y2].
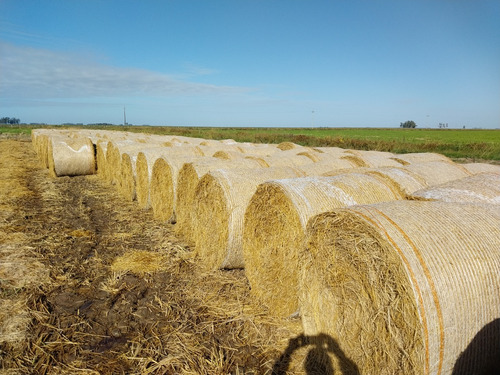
[242, 173, 405, 318]
[193, 166, 306, 270]
[299, 201, 500, 375]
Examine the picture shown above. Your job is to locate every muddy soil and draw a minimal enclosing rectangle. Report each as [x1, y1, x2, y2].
[0, 139, 304, 374]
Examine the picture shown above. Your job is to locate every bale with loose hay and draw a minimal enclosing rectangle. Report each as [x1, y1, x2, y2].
[242, 173, 405, 318]
[193, 166, 306, 270]
[402, 160, 471, 186]
[299, 201, 500, 375]
[175, 158, 267, 242]
[410, 172, 500, 204]
[47, 136, 96, 177]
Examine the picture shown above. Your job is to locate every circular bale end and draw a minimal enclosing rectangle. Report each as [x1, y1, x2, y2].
[150, 158, 175, 222]
[135, 152, 150, 208]
[118, 153, 136, 201]
[301, 209, 423, 374]
[193, 173, 230, 270]
[243, 183, 303, 317]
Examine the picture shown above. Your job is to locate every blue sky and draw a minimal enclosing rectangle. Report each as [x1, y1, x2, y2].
[1, 1, 499, 128]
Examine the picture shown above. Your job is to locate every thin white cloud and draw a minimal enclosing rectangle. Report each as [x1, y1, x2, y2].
[0, 42, 247, 99]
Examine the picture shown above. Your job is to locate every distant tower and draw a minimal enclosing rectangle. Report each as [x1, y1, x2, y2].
[123, 106, 127, 126]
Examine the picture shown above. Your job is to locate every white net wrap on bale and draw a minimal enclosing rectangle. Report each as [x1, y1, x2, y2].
[322, 167, 428, 196]
[411, 172, 500, 204]
[174, 158, 266, 243]
[193, 166, 306, 270]
[47, 136, 96, 177]
[299, 201, 500, 375]
[403, 160, 471, 186]
[242, 173, 405, 318]
[391, 152, 452, 165]
[342, 150, 403, 168]
[461, 162, 500, 175]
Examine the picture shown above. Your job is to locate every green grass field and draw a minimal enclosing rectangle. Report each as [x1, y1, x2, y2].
[2, 124, 499, 161]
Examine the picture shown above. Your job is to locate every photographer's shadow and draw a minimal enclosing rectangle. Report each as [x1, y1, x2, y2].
[272, 333, 359, 375]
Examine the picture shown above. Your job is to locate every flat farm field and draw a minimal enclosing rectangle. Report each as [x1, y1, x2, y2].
[2, 125, 500, 161]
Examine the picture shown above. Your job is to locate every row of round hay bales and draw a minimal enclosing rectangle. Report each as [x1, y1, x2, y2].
[31, 129, 499, 374]
[299, 201, 500, 374]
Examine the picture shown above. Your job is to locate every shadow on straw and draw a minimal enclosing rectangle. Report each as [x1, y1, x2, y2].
[272, 333, 359, 375]
[452, 318, 500, 375]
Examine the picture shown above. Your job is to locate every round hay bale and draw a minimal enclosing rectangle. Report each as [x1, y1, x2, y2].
[299, 201, 500, 375]
[135, 148, 173, 209]
[340, 154, 368, 167]
[311, 146, 346, 155]
[212, 150, 243, 160]
[461, 162, 500, 175]
[277, 141, 302, 151]
[403, 160, 471, 186]
[365, 167, 428, 196]
[95, 141, 108, 178]
[105, 140, 143, 184]
[242, 173, 405, 317]
[193, 166, 306, 270]
[410, 172, 500, 204]
[47, 136, 96, 177]
[252, 150, 315, 168]
[150, 155, 204, 222]
[391, 152, 451, 165]
[118, 151, 139, 201]
[237, 143, 282, 156]
[343, 150, 402, 168]
[175, 158, 266, 243]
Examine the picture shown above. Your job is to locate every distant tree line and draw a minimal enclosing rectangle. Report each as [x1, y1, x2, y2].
[0, 117, 21, 124]
[400, 120, 417, 128]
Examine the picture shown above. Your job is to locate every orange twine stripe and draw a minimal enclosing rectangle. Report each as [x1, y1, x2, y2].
[356, 209, 430, 375]
[374, 208, 445, 375]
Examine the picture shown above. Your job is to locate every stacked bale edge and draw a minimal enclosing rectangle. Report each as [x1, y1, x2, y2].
[193, 166, 306, 270]
[149, 152, 205, 222]
[299, 201, 500, 375]
[410, 172, 500, 204]
[174, 158, 266, 243]
[242, 173, 405, 317]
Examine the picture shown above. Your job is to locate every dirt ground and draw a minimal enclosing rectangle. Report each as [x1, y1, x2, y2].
[0, 138, 314, 374]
